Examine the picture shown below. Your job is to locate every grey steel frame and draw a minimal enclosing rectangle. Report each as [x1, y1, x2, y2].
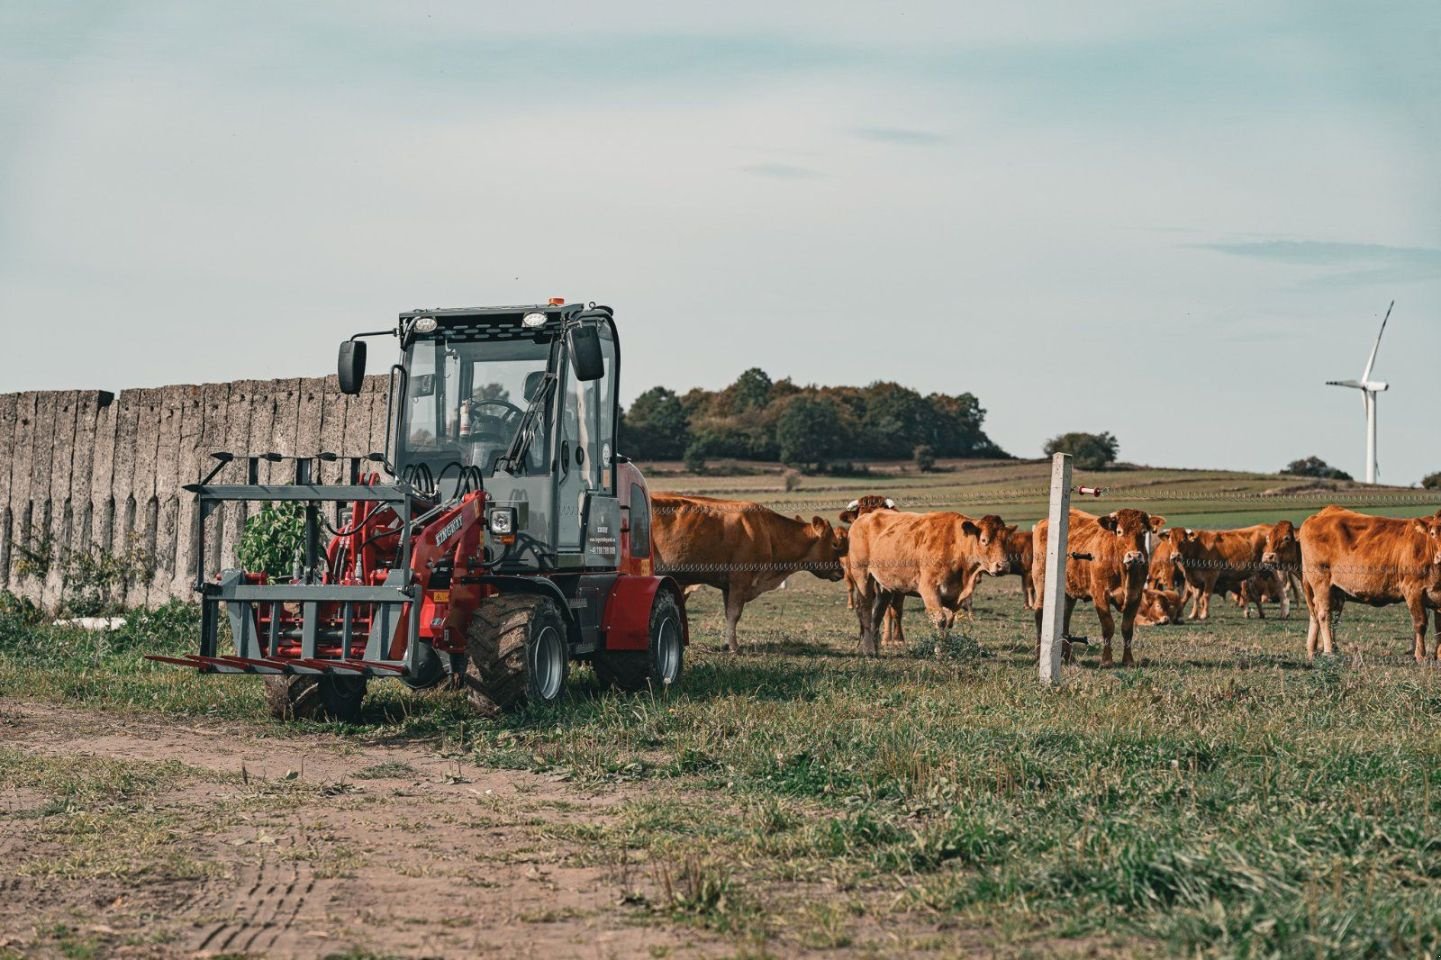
[193, 479, 424, 677]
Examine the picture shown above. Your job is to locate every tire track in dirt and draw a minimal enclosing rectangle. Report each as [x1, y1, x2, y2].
[0, 697, 729, 959]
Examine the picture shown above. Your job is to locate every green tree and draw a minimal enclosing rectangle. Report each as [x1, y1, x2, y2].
[621, 387, 691, 460]
[1422, 472, 1441, 490]
[1044, 431, 1120, 470]
[1282, 456, 1352, 481]
[861, 382, 933, 458]
[714, 368, 773, 416]
[776, 395, 844, 469]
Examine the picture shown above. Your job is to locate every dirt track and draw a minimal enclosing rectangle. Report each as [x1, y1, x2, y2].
[0, 698, 724, 959]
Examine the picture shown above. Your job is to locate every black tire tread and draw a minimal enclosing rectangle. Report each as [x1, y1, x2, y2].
[465, 594, 548, 717]
[264, 675, 366, 723]
[594, 591, 683, 693]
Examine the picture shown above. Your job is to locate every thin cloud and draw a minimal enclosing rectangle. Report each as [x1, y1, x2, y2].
[740, 163, 823, 179]
[1192, 239, 1441, 285]
[853, 126, 946, 146]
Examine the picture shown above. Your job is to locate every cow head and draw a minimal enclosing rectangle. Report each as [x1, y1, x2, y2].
[1148, 536, 1185, 589]
[839, 495, 897, 525]
[805, 516, 849, 580]
[963, 514, 1016, 576]
[1160, 526, 1204, 563]
[1412, 512, 1441, 567]
[1098, 509, 1163, 570]
[1261, 519, 1298, 566]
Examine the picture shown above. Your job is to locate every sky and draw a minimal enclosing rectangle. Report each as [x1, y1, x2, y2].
[2, 1, 1438, 482]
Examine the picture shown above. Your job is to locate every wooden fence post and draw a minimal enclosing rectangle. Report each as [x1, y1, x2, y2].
[1039, 453, 1072, 686]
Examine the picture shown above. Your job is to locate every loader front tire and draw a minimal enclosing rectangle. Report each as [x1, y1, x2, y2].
[264, 675, 367, 723]
[465, 595, 569, 717]
[593, 591, 684, 693]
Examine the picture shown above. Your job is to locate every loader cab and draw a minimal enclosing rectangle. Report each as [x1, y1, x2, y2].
[388, 303, 621, 571]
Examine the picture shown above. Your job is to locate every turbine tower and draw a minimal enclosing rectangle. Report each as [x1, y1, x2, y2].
[1325, 300, 1394, 485]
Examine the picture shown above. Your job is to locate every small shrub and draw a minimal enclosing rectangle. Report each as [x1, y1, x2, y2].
[783, 469, 803, 492]
[1043, 431, 1119, 470]
[58, 537, 155, 617]
[1281, 456, 1352, 481]
[908, 632, 988, 663]
[236, 503, 306, 580]
[913, 444, 937, 472]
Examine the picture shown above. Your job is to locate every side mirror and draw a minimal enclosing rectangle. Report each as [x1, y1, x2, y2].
[338, 340, 367, 395]
[569, 325, 604, 382]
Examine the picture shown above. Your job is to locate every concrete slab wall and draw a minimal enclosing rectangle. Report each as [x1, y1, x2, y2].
[0, 376, 389, 610]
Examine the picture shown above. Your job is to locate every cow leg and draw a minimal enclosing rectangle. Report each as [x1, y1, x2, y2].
[1319, 582, 1337, 657]
[1279, 574, 1292, 619]
[1406, 594, 1428, 663]
[721, 588, 745, 654]
[1118, 594, 1141, 668]
[1094, 597, 1117, 666]
[1183, 582, 1201, 620]
[919, 585, 951, 656]
[855, 582, 879, 656]
[1055, 595, 1078, 663]
[884, 595, 905, 647]
[1302, 579, 1320, 659]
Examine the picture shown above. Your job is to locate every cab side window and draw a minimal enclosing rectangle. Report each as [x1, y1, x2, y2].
[629, 488, 651, 558]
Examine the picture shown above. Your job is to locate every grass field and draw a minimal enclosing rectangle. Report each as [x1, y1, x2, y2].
[4, 462, 1441, 958]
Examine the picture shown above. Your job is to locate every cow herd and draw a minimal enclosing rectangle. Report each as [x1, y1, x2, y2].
[652, 491, 1441, 665]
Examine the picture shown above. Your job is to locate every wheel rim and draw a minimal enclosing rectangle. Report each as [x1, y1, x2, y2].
[655, 616, 681, 683]
[531, 624, 565, 701]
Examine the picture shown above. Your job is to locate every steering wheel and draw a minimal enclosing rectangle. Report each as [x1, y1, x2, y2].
[465, 398, 524, 443]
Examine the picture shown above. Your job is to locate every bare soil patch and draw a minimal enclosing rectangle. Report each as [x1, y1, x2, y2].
[0, 698, 724, 959]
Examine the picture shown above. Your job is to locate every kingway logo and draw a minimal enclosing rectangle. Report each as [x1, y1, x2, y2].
[435, 516, 464, 546]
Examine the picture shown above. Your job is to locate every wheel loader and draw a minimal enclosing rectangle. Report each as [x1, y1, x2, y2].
[149, 301, 687, 720]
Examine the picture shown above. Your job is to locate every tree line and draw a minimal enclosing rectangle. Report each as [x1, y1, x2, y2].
[619, 368, 1009, 470]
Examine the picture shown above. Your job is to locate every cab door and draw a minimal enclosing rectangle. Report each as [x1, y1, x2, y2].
[555, 321, 619, 562]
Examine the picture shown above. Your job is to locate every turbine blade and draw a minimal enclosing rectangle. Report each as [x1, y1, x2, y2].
[1326, 379, 1363, 388]
[1361, 299, 1395, 382]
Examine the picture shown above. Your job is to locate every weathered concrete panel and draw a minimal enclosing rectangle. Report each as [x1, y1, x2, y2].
[18, 392, 60, 604]
[41, 391, 81, 610]
[218, 380, 262, 571]
[197, 382, 231, 586]
[0, 394, 18, 587]
[169, 386, 205, 600]
[143, 386, 186, 605]
[317, 376, 348, 486]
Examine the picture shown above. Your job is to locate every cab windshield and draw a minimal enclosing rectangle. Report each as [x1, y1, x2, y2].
[397, 336, 553, 479]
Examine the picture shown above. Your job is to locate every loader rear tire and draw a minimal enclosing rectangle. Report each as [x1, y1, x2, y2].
[263, 675, 367, 723]
[464, 595, 569, 717]
[593, 591, 684, 692]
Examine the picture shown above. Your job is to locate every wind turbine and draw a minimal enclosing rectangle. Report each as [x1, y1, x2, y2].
[1326, 300, 1394, 485]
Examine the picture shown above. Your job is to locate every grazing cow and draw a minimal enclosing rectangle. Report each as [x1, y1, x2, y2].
[839, 496, 906, 647]
[1298, 507, 1441, 660]
[1032, 508, 1166, 667]
[652, 494, 848, 653]
[1136, 588, 1186, 626]
[845, 511, 1014, 656]
[1161, 525, 1271, 620]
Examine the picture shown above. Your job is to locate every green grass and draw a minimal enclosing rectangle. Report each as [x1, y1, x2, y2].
[3, 462, 1440, 956]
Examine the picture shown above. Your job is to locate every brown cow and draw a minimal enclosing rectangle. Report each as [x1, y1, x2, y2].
[1148, 534, 1185, 592]
[1255, 518, 1304, 619]
[1136, 588, 1186, 626]
[957, 520, 1035, 616]
[1032, 508, 1165, 667]
[1005, 525, 1038, 609]
[839, 496, 905, 647]
[1161, 525, 1270, 620]
[652, 494, 848, 652]
[1298, 507, 1441, 660]
[845, 511, 1014, 656]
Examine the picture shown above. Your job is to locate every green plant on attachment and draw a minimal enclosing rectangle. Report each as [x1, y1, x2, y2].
[236, 503, 306, 581]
